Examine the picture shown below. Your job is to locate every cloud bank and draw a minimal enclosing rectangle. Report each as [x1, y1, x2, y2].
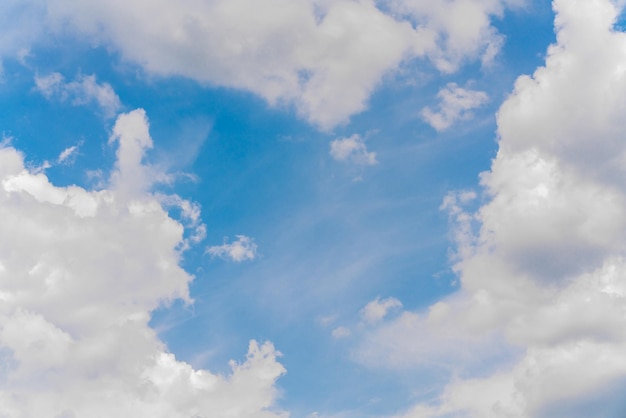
[0, 109, 286, 418]
[207, 235, 259, 263]
[4, 0, 517, 129]
[357, 0, 626, 416]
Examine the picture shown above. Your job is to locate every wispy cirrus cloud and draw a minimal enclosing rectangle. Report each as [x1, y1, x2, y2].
[360, 297, 402, 325]
[329, 134, 377, 166]
[35, 72, 122, 118]
[421, 83, 488, 131]
[207, 235, 258, 262]
[331, 326, 351, 339]
[56, 142, 83, 165]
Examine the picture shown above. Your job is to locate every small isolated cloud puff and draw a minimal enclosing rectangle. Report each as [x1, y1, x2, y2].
[331, 326, 351, 339]
[56, 143, 81, 165]
[35, 72, 121, 118]
[360, 296, 402, 324]
[421, 83, 488, 131]
[207, 235, 258, 262]
[317, 314, 338, 327]
[329, 134, 377, 166]
[108, 109, 159, 197]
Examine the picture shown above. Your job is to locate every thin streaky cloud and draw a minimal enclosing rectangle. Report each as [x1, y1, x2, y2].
[207, 235, 258, 262]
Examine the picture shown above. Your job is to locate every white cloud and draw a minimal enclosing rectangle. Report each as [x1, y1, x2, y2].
[0, 0, 45, 69]
[360, 297, 402, 324]
[57, 143, 81, 165]
[332, 326, 352, 339]
[357, 1, 626, 416]
[329, 134, 377, 166]
[34, 72, 63, 97]
[28, 0, 516, 129]
[207, 235, 258, 262]
[421, 83, 489, 131]
[0, 110, 286, 417]
[157, 194, 207, 246]
[386, 0, 522, 72]
[318, 314, 339, 327]
[108, 108, 154, 196]
[35, 72, 122, 118]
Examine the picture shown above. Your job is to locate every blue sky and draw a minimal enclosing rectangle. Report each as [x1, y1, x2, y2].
[2, 1, 626, 417]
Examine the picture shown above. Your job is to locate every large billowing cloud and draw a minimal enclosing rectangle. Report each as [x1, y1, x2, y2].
[4, 0, 515, 129]
[356, 0, 626, 416]
[0, 109, 286, 418]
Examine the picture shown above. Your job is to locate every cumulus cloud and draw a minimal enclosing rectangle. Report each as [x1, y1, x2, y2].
[35, 72, 122, 117]
[386, 0, 521, 72]
[22, 0, 515, 129]
[357, 1, 626, 416]
[329, 134, 377, 166]
[0, 110, 286, 417]
[421, 83, 489, 131]
[207, 235, 258, 262]
[157, 193, 207, 246]
[360, 297, 402, 324]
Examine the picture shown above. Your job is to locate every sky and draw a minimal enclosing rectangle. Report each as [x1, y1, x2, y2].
[1, 0, 626, 417]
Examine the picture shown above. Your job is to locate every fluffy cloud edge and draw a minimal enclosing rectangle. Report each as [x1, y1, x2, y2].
[35, 72, 122, 118]
[0, 109, 287, 418]
[329, 134, 377, 166]
[420, 83, 488, 131]
[353, 1, 626, 417]
[7, 0, 518, 129]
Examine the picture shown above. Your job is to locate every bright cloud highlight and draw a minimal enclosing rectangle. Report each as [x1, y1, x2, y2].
[35, 72, 122, 118]
[421, 83, 489, 131]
